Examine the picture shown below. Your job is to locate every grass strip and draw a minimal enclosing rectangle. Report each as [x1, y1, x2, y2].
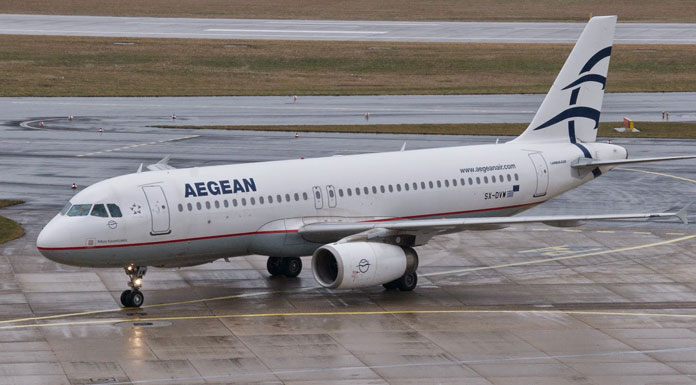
[0, 200, 25, 245]
[1, 35, 695, 96]
[0, 0, 693, 22]
[156, 122, 696, 139]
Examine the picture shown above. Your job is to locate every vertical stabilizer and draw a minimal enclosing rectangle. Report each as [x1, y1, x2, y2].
[514, 16, 616, 144]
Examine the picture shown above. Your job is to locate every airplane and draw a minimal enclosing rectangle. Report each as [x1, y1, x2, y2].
[37, 16, 695, 308]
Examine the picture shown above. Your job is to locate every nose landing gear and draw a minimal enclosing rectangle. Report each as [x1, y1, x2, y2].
[121, 265, 147, 307]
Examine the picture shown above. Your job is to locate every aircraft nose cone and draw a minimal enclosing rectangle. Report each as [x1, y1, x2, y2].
[36, 223, 55, 252]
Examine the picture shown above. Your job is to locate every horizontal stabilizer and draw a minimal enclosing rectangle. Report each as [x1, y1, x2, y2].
[572, 155, 696, 169]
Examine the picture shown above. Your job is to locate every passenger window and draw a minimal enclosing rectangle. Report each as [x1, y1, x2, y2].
[329, 189, 335, 198]
[404, 183, 409, 191]
[364, 187, 369, 195]
[476, 177, 481, 184]
[452, 179, 457, 187]
[90, 204, 109, 218]
[233, 199, 238, 207]
[347, 189, 352, 196]
[421, 182, 426, 189]
[444, 180, 449, 187]
[224, 200, 229, 208]
[380, 185, 385, 193]
[60, 203, 71, 215]
[178, 204, 183, 212]
[276, 194, 282, 202]
[285, 194, 291, 202]
[388, 185, 394, 192]
[250, 197, 256, 205]
[215, 200, 220, 208]
[468, 177, 473, 185]
[107, 203, 122, 217]
[205, 201, 211, 209]
[259, 196, 264, 204]
[315, 191, 320, 199]
[437, 180, 442, 188]
[187, 203, 193, 211]
[428, 181, 433, 189]
[339, 189, 344, 197]
[355, 188, 361, 196]
[67, 204, 91, 216]
[499, 174, 504, 182]
[196, 202, 202, 210]
[412, 182, 417, 190]
[241, 198, 247, 206]
[491, 175, 496, 183]
[294, 193, 299, 201]
[484, 176, 489, 184]
[507, 174, 512, 182]
[515, 173, 519, 181]
[396, 184, 401, 192]
[372, 186, 377, 194]
[461, 178, 465, 186]
[303, 192, 308, 200]
[268, 196, 273, 204]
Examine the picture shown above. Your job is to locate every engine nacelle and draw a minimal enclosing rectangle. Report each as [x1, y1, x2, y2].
[312, 242, 418, 289]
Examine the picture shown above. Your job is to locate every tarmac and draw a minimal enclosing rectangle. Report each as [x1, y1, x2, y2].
[1, 109, 696, 384]
[1, 14, 696, 44]
[2, 93, 695, 130]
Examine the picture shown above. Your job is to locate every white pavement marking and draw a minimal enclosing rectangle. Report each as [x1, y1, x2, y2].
[75, 135, 199, 157]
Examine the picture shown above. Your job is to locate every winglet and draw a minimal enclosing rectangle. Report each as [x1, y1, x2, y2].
[675, 202, 692, 225]
[146, 155, 176, 171]
[400, 142, 407, 152]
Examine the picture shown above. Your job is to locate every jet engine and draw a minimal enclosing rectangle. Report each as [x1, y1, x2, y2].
[311, 242, 418, 290]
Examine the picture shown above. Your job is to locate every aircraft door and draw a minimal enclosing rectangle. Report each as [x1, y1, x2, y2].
[142, 185, 171, 235]
[528, 153, 549, 197]
[312, 186, 323, 209]
[326, 185, 337, 208]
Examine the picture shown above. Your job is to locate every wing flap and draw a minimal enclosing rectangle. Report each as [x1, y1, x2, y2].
[572, 155, 696, 169]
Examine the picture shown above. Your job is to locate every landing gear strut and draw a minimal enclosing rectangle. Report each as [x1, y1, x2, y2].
[121, 265, 147, 307]
[383, 247, 419, 291]
[266, 257, 302, 277]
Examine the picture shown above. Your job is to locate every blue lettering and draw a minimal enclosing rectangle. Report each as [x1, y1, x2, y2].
[220, 180, 232, 194]
[243, 178, 257, 192]
[184, 183, 197, 198]
[194, 182, 208, 196]
[207, 181, 220, 195]
[233, 180, 244, 193]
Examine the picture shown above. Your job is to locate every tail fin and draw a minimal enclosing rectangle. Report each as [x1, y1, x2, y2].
[514, 16, 616, 144]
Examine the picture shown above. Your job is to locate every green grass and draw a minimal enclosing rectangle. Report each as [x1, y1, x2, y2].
[0, 200, 25, 245]
[1, 35, 696, 96]
[156, 121, 696, 139]
[0, 0, 694, 22]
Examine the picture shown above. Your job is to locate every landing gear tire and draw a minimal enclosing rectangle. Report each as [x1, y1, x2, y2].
[282, 257, 302, 278]
[120, 289, 144, 307]
[382, 281, 399, 290]
[267, 257, 283, 276]
[120, 290, 132, 305]
[396, 271, 418, 291]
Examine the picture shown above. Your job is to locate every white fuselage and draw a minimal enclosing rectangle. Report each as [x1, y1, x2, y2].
[37, 140, 626, 268]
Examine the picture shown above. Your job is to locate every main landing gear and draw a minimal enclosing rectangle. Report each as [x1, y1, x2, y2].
[266, 256, 302, 278]
[121, 265, 147, 308]
[382, 271, 418, 291]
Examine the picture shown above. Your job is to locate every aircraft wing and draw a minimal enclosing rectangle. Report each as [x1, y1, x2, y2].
[146, 155, 176, 171]
[298, 205, 689, 244]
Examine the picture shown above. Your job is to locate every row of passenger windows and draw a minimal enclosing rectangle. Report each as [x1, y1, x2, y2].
[176, 173, 520, 212]
[60, 203, 123, 218]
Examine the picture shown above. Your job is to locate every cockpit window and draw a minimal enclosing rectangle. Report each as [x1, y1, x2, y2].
[107, 204, 122, 218]
[90, 204, 109, 218]
[67, 204, 92, 217]
[59, 203, 71, 215]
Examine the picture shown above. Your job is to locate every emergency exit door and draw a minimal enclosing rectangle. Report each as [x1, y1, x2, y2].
[142, 185, 171, 235]
[312, 186, 323, 209]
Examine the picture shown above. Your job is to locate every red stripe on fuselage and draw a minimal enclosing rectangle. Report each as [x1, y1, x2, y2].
[37, 201, 540, 251]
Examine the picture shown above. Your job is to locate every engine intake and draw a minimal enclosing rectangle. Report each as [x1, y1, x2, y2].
[312, 242, 418, 289]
